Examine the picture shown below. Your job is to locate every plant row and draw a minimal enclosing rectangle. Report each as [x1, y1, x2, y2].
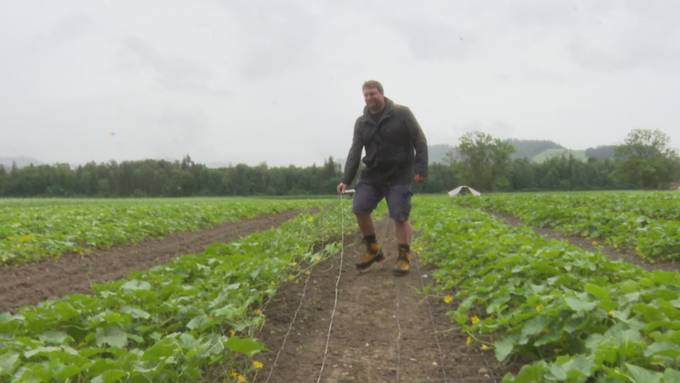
[413, 196, 680, 382]
[0, 200, 351, 382]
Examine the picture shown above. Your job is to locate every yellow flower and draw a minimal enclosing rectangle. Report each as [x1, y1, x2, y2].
[443, 294, 454, 304]
[229, 371, 247, 383]
[252, 360, 264, 369]
[254, 308, 263, 316]
[608, 310, 615, 317]
[466, 336, 473, 346]
[591, 240, 599, 246]
[229, 329, 236, 337]
[471, 315, 481, 325]
[535, 304, 544, 313]
[481, 344, 490, 351]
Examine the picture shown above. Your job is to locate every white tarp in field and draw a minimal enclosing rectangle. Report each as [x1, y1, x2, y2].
[447, 185, 481, 197]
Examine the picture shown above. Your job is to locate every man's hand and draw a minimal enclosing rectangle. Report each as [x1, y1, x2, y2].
[414, 174, 426, 184]
[337, 182, 347, 194]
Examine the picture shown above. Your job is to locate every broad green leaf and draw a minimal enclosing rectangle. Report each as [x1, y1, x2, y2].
[513, 362, 549, 383]
[142, 339, 177, 361]
[39, 330, 70, 344]
[663, 368, 680, 383]
[24, 346, 60, 359]
[54, 365, 81, 380]
[565, 296, 597, 312]
[521, 316, 547, 338]
[121, 280, 151, 291]
[644, 342, 680, 359]
[96, 327, 128, 348]
[0, 352, 19, 375]
[626, 363, 662, 383]
[494, 335, 517, 362]
[121, 306, 151, 319]
[92, 369, 128, 383]
[225, 336, 267, 357]
[186, 314, 210, 330]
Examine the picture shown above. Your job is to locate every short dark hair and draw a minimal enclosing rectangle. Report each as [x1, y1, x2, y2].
[362, 80, 384, 94]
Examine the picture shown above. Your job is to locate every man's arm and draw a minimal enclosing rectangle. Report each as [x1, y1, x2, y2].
[405, 108, 428, 178]
[341, 119, 363, 185]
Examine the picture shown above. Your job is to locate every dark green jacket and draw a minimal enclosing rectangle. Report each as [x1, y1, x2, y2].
[341, 97, 428, 185]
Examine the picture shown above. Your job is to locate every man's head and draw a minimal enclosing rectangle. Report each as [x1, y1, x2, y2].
[362, 80, 385, 111]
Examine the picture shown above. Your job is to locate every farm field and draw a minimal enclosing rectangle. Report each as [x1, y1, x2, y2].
[413, 194, 680, 382]
[0, 198, 349, 382]
[1, 191, 678, 382]
[455, 191, 680, 261]
[0, 198, 325, 265]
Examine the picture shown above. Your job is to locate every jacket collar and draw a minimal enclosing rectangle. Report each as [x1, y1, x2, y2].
[361, 97, 394, 125]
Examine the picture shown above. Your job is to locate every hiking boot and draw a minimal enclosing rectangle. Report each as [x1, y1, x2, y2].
[355, 242, 385, 270]
[393, 245, 411, 275]
[393, 254, 411, 275]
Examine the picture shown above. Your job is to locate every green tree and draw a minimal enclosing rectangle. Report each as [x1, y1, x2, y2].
[458, 131, 515, 191]
[0, 165, 6, 194]
[614, 129, 680, 188]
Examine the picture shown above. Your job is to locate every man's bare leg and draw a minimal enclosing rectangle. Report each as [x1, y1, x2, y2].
[394, 219, 412, 245]
[355, 212, 375, 237]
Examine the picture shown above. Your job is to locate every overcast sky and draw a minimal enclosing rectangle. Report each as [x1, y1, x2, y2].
[1, 0, 679, 166]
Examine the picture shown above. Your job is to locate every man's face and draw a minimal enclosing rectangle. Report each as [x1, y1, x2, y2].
[363, 86, 384, 110]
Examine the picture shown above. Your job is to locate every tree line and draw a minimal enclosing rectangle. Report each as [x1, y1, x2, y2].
[0, 129, 678, 197]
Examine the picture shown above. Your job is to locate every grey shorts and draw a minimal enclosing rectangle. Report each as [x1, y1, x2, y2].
[352, 182, 413, 222]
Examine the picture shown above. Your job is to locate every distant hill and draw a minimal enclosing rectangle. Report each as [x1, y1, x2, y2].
[508, 139, 563, 159]
[428, 139, 612, 164]
[428, 144, 459, 164]
[585, 145, 616, 160]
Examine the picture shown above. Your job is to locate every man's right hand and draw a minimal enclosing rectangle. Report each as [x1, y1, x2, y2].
[336, 182, 347, 194]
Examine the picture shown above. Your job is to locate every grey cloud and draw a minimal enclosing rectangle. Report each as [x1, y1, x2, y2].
[117, 36, 230, 97]
[1, 0, 679, 165]
[392, 20, 470, 61]
[220, 1, 322, 79]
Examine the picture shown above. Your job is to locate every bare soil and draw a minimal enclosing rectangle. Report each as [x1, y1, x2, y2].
[249, 217, 503, 383]
[488, 210, 680, 273]
[0, 210, 300, 313]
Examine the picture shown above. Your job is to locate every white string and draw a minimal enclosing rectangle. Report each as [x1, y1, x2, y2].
[413, 255, 450, 383]
[393, 241, 402, 382]
[315, 193, 345, 383]
[258, 205, 329, 383]
[261, 264, 313, 383]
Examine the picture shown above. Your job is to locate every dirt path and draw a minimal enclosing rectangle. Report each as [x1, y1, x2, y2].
[0, 210, 301, 313]
[252, 217, 500, 383]
[488, 210, 680, 273]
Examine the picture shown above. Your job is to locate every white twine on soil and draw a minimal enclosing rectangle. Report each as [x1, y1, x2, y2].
[415, 254, 499, 383]
[258, 206, 329, 383]
[414, 256, 451, 383]
[260, 259, 313, 383]
[377, 217, 403, 382]
[315, 192, 346, 383]
[392, 226, 403, 383]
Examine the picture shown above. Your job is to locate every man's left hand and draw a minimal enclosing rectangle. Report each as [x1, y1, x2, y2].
[414, 174, 426, 183]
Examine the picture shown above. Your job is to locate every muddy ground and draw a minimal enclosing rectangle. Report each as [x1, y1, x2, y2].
[0, 210, 300, 312]
[250, 217, 502, 383]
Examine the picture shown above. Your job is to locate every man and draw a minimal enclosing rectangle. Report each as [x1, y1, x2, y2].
[336, 80, 428, 275]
